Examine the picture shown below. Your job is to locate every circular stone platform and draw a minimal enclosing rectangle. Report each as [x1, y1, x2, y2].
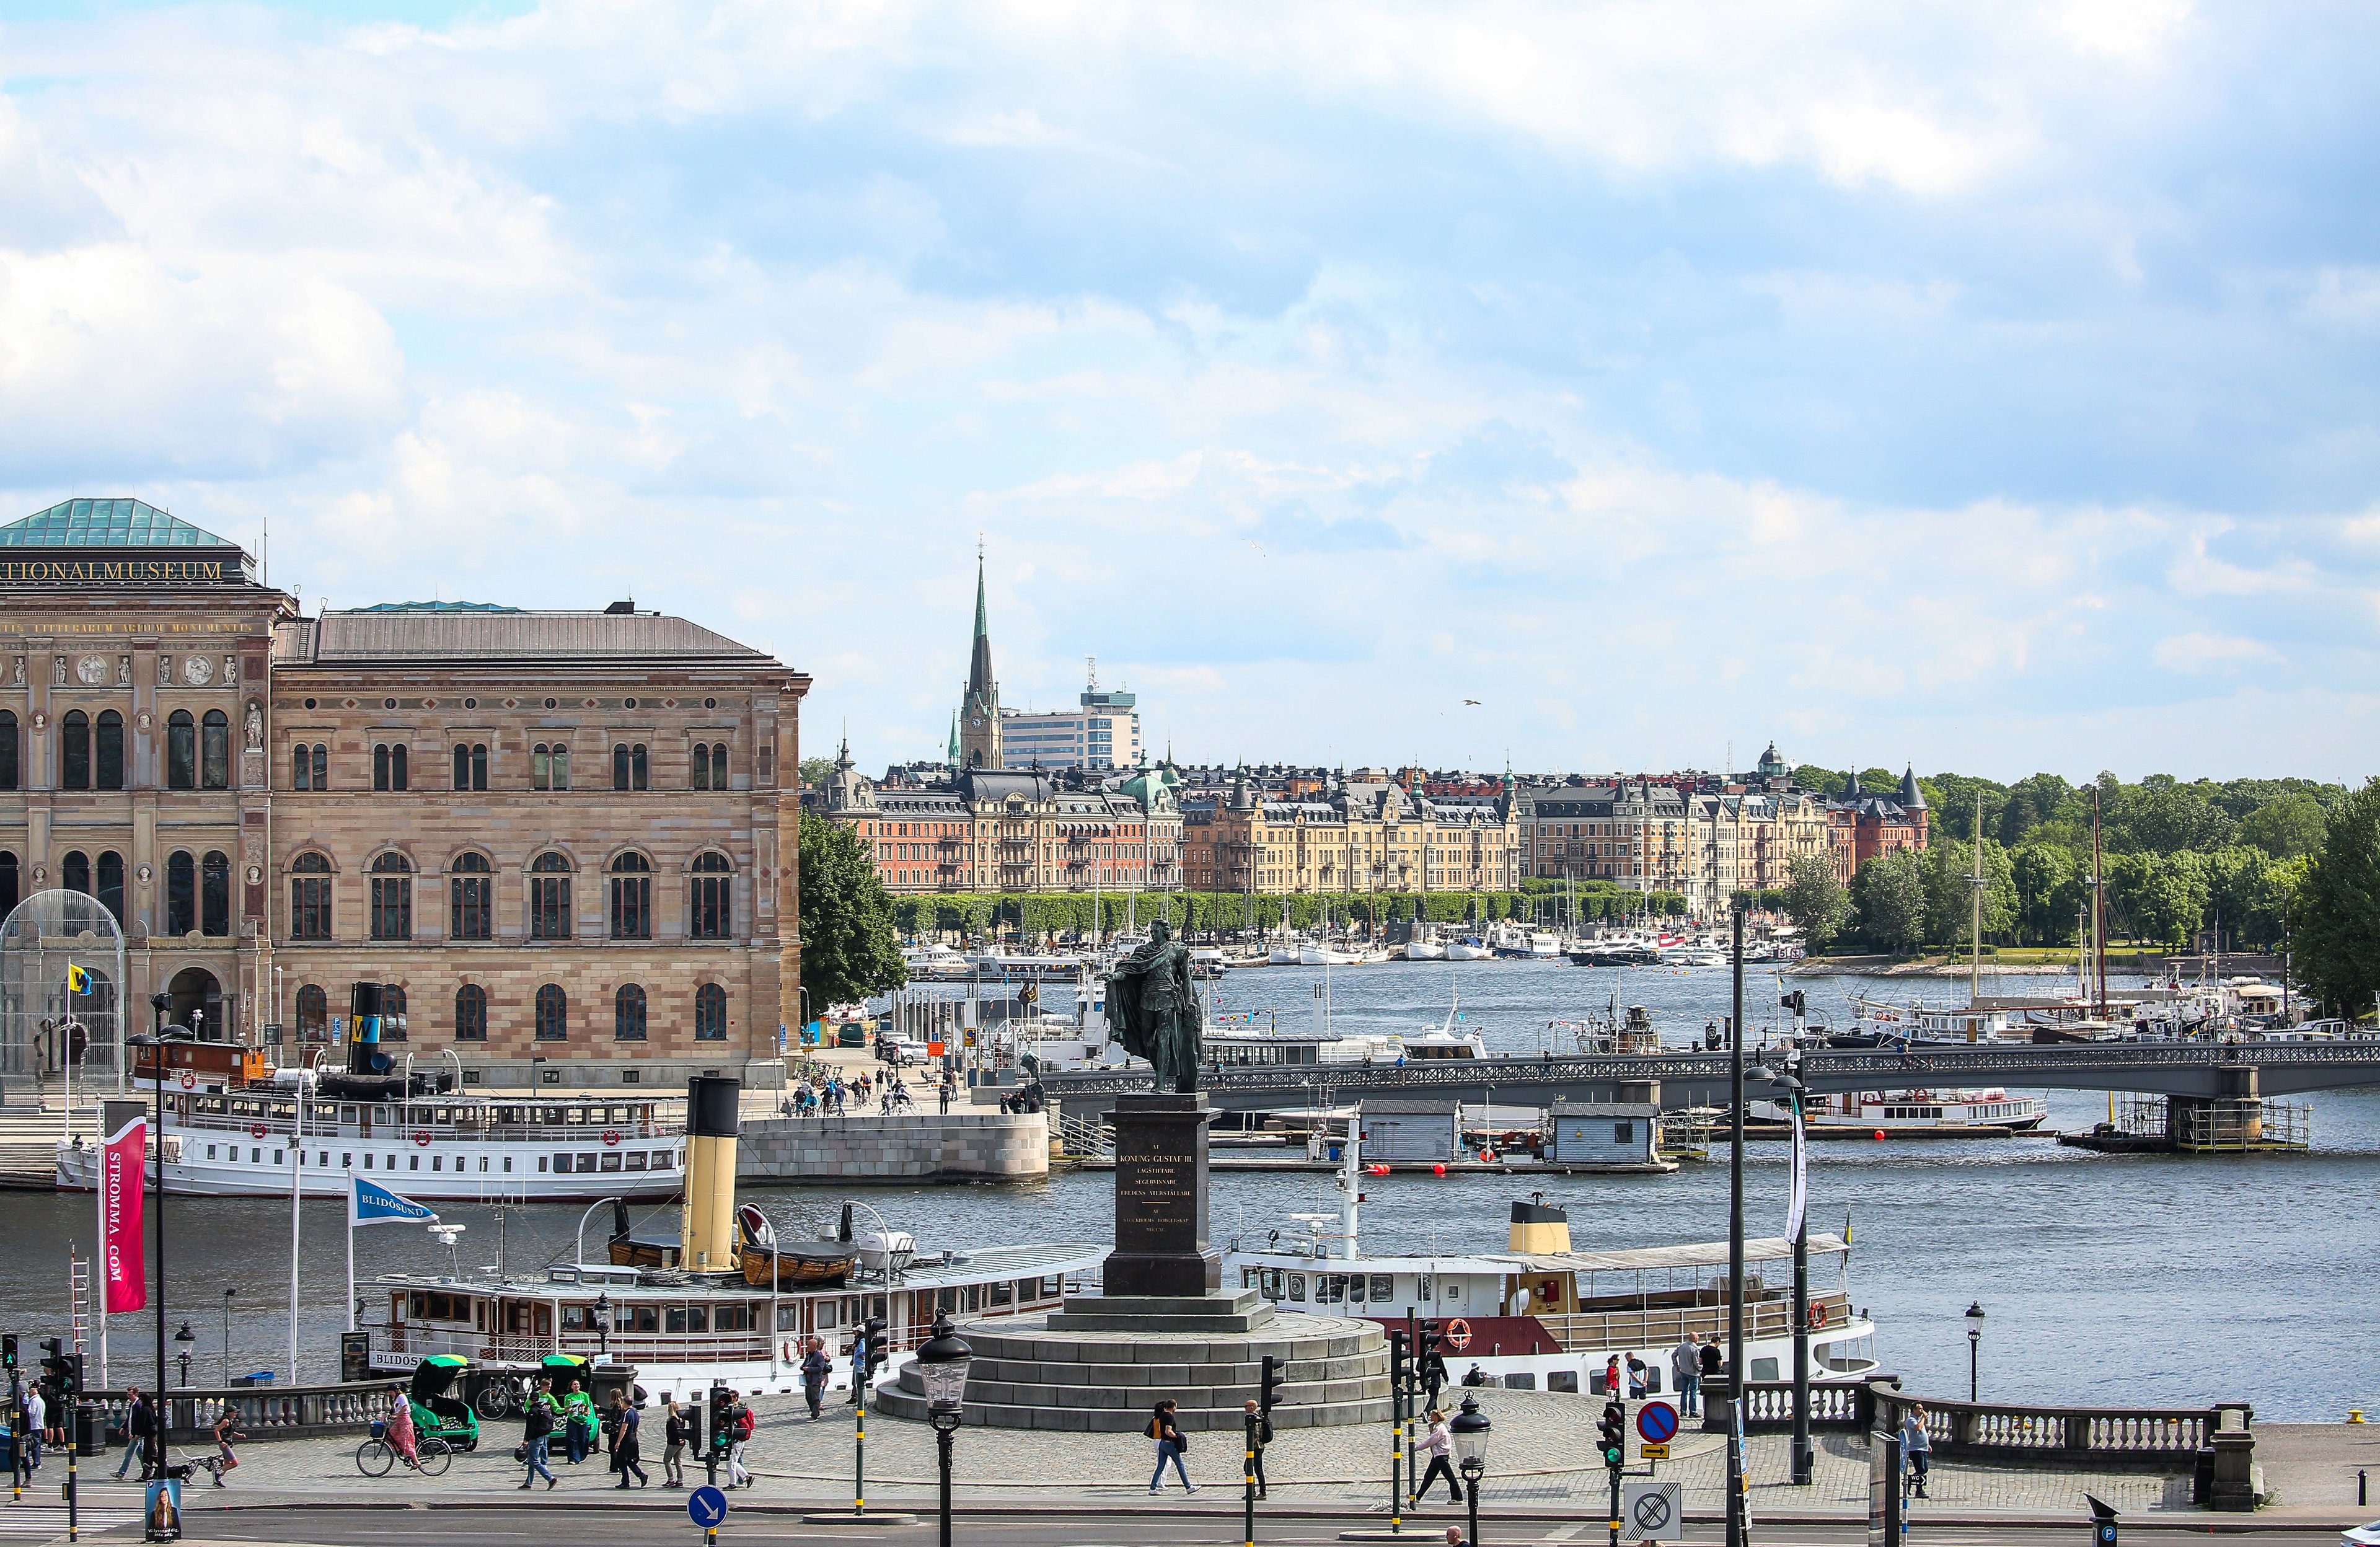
[874, 1297, 1391, 1433]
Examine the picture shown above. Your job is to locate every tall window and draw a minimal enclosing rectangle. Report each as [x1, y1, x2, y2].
[612, 743, 648, 791]
[166, 850, 196, 935]
[373, 743, 408, 791]
[692, 742, 728, 790]
[690, 852, 733, 940]
[0, 853, 18, 917]
[63, 850, 90, 895]
[609, 852, 651, 940]
[95, 711, 123, 790]
[290, 853, 332, 941]
[532, 743, 570, 791]
[167, 712, 196, 788]
[201, 850, 231, 937]
[61, 711, 90, 790]
[694, 982, 728, 1041]
[450, 852, 493, 940]
[293, 743, 328, 790]
[296, 984, 327, 1039]
[0, 710, 16, 790]
[201, 710, 231, 789]
[452, 743, 487, 791]
[97, 851, 124, 925]
[381, 984, 408, 1041]
[368, 852, 413, 940]
[614, 984, 647, 1041]
[529, 852, 572, 939]
[535, 984, 567, 1041]
[454, 984, 487, 1042]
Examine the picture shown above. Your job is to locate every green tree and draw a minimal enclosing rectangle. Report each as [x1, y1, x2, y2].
[1851, 849, 1927, 952]
[2290, 781, 2380, 1020]
[2107, 850, 2208, 948]
[1781, 854, 1851, 950]
[1921, 837, 2016, 947]
[798, 756, 837, 791]
[2116, 779, 2237, 855]
[796, 811, 908, 1011]
[2010, 842, 2081, 945]
[2238, 793, 2329, 860]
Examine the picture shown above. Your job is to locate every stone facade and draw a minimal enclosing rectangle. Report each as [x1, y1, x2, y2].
[1179, 768, 1518, 895]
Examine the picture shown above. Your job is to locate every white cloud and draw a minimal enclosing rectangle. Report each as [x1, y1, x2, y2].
[2153, 631, 2284, 673]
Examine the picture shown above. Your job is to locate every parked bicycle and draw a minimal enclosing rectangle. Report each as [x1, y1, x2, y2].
[356, 1422, 452, 1478]
[472, 1375, 524, 1421]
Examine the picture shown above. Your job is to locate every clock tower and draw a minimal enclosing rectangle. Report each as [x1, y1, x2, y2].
[959, 552, 1002, 770]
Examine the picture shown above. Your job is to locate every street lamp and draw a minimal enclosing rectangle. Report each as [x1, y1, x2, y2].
[1965, 1302, 1985, 1402]
[1451, 1394, 1491, 1547]
[594, 1292, 611, 1362]
[915, 1313, 974, 1547]
[128, 1012, 183, 1450]
[173, 1323, 195, 1390]
[221, 1287, 238, 1386]
[1754, 1056, 1815, 1488]
[1726, 899, 1748, 1547]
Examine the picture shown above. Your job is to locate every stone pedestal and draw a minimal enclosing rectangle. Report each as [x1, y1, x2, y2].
[1102, 1092, 1220, 1298]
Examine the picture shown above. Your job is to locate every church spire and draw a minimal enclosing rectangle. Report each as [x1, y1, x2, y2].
[959, 544, 1003, 769]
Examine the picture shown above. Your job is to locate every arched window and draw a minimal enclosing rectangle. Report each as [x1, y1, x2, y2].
[614, 984, 647, 1041]
[692, 742, 711, 791]
[690, 852, 733, 940]
[97, 851, 124, 925]
[62, 850, 90, 895]
[449, 852, 493, 941]
[296, 984, 328, 1040]
[290, 853, 333, 941]
[532, 743, 570, 791]
[694, 982, 728, 1042]
[95, 710, 123, 790]
[609, 852, 651, 940]
[166, 850, 196, 935]
[167, 711, 196, 788]
[201, 710, 231, 789]
[311, 743, 328, 789]
[452, 743, 488, 791]
[61, 711, 90, 790]
[201, 850, 231, 937]
[368, 852, 412, 941]
[0, 710, 16, 790]
[293, 744, 311, 790]
[612, 743, 648, 791]
[535, 984, 567, 1041]
[529, 852, 571, 940]
[0, 852, 17, 917]
[374, 743, 408, 791]
[454, 984, 487, 1041]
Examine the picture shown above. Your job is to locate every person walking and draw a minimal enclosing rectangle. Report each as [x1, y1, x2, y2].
[113, 1388, 151, 1481]
[519, 1378, 559, 1490]
[661, 1396, 687, 1488]
[1147, 1400, 1196, 1494]
[209, 1408, 244, 1486]
[801, 1341, 831, 1419]
[1413, 1408, 1463, 1504]
[727, 1393, 754, 1488]
[1241, 1398, 1272, 1501]
[1445, 1527, 1472, 1547]
[1901, 1406, 1931, 1500]
[1672, 1334, 1701, 1417]
[610, 1393, 648, 1489]
[22, 1382, 43, 1471]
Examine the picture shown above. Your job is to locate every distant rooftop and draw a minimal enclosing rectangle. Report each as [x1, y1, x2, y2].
[276, 607, 782, 667]
[1, 499, 241, 549]
[351, 601, 525, 614]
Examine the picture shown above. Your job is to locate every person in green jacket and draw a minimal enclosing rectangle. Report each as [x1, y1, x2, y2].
[562, 1380, 596, 1464]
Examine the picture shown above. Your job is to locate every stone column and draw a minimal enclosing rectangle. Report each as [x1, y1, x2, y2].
[1102, 1092, 1220, 1298]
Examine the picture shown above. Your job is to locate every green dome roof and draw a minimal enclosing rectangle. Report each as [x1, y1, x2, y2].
[1, 499, 238, 548]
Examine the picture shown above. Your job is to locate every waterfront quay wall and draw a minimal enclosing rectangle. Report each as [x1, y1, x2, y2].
[736, 1111, 1047, 1182]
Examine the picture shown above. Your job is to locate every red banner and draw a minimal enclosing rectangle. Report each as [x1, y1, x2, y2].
[101, 1114, 146, 1313]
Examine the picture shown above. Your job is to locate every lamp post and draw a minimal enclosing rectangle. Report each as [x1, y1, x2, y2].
[172, 1323, 194, 1390]
[915, 1313, 973, 1547]
[1451, 1395, 1490, 1547]
[1965, 1302, 1985, 1402]
[594, 1292, 610, 1362]
[220, 1287, 237, 1386]
[1765, 1056, 1813, 1486]
[1726, 900, 1747, 1547]
[128, 1008, 182, 1477]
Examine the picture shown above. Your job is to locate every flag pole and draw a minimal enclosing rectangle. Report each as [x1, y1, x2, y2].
[345, 1174, 357, 1336]
[289, 1081, 305, 1382]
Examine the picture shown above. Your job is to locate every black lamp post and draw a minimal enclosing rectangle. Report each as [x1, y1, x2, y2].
[1965, 1302, 1985, 1401]
[220, 1288, 237, 1386]
[172, 1323, 194, 1390]
[128, 1009, 177, 1475]
[915, 1313, 974, 1547]
[1451, 1394, 1490, 1546]
[594, 1292, 611, 1362]
[1726, 901, 1747, 1547]
[1759, 1055, 1813, 1486]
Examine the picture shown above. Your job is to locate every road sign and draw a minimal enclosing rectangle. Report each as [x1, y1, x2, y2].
[1621, 1480, 1681, 1543]
[688, 1484, 729, 1529]
[1635, 1401, 1679, 1444]
[1638, 1442, 1669, 1460]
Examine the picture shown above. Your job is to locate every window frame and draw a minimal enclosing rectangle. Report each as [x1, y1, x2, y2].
[529, 852, 573, 940]
[608, 852, 652, 940]
[535, 984, 568, 1042]
[368, 852, 413, 941]
[61, 710, 90, 790]
[614, 983, 647, 1042]
[201, 710, 231, 789]
[454, 984, 487, 1042]
[694, 982, 728, 1042]
[289, 853, 333, 941]
[449, 852, 493, 941]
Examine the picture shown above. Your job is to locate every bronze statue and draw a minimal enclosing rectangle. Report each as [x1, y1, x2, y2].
[1106, 917, 1202, 1092]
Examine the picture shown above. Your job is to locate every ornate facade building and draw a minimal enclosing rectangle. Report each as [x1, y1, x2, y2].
[1179, 769, 1519, 896]
[0, 499, 807, 1090]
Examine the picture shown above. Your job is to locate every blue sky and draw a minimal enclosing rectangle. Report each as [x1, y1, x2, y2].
[3, 0, 2376, 782]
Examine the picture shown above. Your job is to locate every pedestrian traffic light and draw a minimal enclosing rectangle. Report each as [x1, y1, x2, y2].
[1, 1334, 15, 1370]
[1597, 1402, 1625, 1471]
[1419, 1320, 1443, 1360]
[38, 1339, 80, 1397]
[1779, 990, 1805, 1015]
[1388, 1328, 1410, 1392]
[707, 1386, 734, 1455]
[861, 1316, 889, 1382]
[1258, 1355, 1285, 1413]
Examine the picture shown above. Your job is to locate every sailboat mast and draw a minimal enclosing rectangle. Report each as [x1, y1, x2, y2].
[2091, 787, 2107, 1018]
[1970, 801, 1983, 1011]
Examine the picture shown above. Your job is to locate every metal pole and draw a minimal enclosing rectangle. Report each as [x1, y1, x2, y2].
[1465, 1466, 1481, 1547]
[853, 1374, 866, 1515]
[289, 1079, 304, 1383]
[937, 1421, 953, 1547]
[1970, 1333, 1978, 1403]
[1389, 1328, 1405, 1532]
[1791, 1098, 1812, 1485]
[1726, 901, 1745, 1547]
[1245, 1408, 1258, 1547]
[150, 1047, 165, 1485]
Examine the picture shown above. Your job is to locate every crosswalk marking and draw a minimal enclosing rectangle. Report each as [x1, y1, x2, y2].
[0, 1502, 144, 1541]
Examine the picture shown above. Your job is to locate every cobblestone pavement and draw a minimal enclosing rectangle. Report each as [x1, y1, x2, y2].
[62, 1388, 2255, 1525]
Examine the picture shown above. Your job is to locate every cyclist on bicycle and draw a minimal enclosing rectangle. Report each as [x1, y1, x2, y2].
[384, 1386, 419, 1470]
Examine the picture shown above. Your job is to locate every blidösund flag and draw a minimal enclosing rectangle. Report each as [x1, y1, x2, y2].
[351, 1176, 438, 1227]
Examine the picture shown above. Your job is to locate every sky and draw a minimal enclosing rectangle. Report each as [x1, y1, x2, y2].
[3, 0, 2377, 785]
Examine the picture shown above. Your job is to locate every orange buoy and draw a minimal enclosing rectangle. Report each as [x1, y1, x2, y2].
[1873, 1129, 1887, 1140]
[1432, 1163, 1447, 1176]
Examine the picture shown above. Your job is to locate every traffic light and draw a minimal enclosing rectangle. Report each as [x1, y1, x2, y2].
[860, 1316, 889, 1383]
[1780, 990, 1806, 1015]
[1419, 1320, 1443, 1360]
[1388, 1328, 1409, 1393]
[1, 1333, 15, 1370]
[707, 1386, 734, 1455]
[38, 1338, 81, 1398]
[1258, 1355, 1285, 1413]
[1596, 1401, 1625, 1471]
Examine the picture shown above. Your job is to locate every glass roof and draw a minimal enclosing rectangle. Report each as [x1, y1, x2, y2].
[1, 499, 237, 549]
[350, 601, 525, 614]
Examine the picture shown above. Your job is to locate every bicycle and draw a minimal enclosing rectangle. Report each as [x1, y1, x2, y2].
[356, 1422, 452, 1478]
[473, 1377, 523, 1421]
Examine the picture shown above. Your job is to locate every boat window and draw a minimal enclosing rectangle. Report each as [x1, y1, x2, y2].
[817, 1303, 839, 1329]
[777, 1306, 803, 1333]
[961, 1287, 980, 1313]
[1041, 1276, 1063, 1298]
[363, 1154, 373, 1169]
[625, 1152, 648, 1171]
[1287, 1274, 1307, 1303]
[1344, 1275, 1364, 1305]
[1750, 1357, 1780, 1382]
[714, 1305, 752, 1332]
[562, 1305, 590, 1331]
[620, 1306, 658, 1334]
[599, 1152, 622, 1172]
[990, 1281, 1014, 1307]
[1260, 1269, 1284, 1300]
[666, 1306, 710, 1334]
[205, 1145, 216, 1160]
[553, 1153, 574, 1173]
[1320, 1274, 1347, 1305]
[577, 1152, 596, 1171]
[1368, 1274, 1393, 1302]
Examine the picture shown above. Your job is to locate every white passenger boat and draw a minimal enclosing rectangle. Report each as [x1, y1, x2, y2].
[1300, 944, 1364, 966]
[1444, 936, 1494, 961]
[1224, 1137, 1877, 1396]
[1752, 1088, 2048, 1132]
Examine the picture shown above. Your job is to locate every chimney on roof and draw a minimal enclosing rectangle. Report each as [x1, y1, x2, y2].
[606, 599, 636, 615]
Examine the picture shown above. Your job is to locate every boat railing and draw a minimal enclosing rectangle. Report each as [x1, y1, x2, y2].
[170, 1113, 681, 1144]
[1532, 1291, 1851, 1351]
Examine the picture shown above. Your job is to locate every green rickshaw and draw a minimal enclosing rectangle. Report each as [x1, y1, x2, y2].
[408, 1355, 481, 1452]
[542, 1354, 599, 1457]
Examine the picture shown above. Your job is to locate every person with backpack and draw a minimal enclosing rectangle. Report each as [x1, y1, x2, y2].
[518, 1377, 559, 1490]
[801, 1341, 831, 1419]
[661, 1396, 687, 1488]
[728, 1393, 757, 1488]
[1147, 1399, 1195, 1494]
[1241, 1398, 1272, 1500]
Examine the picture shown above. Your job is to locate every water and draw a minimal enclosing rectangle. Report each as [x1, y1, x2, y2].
[6, 959, 2372, 1418]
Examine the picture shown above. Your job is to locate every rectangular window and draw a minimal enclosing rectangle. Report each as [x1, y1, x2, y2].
[291, 876, 332, 941]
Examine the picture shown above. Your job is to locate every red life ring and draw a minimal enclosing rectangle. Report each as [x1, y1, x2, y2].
[413, 1131, 431, 1148]
[1810, 1301, 1830, 1328]
[1444, 1318, 1473, 1352]
[180, 1072, 196, 1090]
[250, 1123, 268, 1139]
[602, 1130, 622, 1147]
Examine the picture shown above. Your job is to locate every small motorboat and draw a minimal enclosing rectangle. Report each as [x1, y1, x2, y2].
[736, 1204, 859, 1288]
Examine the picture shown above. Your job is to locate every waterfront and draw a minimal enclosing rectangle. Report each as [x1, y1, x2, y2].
[2, 958, 2370, 1419]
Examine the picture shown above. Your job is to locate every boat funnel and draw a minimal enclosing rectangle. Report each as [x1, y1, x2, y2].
[1509, 1196, 1571, 1254]
[681, 1074, 742, 1272]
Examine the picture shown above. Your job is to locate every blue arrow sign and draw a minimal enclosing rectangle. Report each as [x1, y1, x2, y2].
[1635, 1401, 1679, 1444]
[689, 1485, 729, 1528]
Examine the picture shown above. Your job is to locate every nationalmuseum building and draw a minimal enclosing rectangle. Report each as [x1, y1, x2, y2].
[0, 498, 809, 1089]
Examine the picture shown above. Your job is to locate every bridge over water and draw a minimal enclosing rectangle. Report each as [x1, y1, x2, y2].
[1040, 1040, 2380, 1113]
